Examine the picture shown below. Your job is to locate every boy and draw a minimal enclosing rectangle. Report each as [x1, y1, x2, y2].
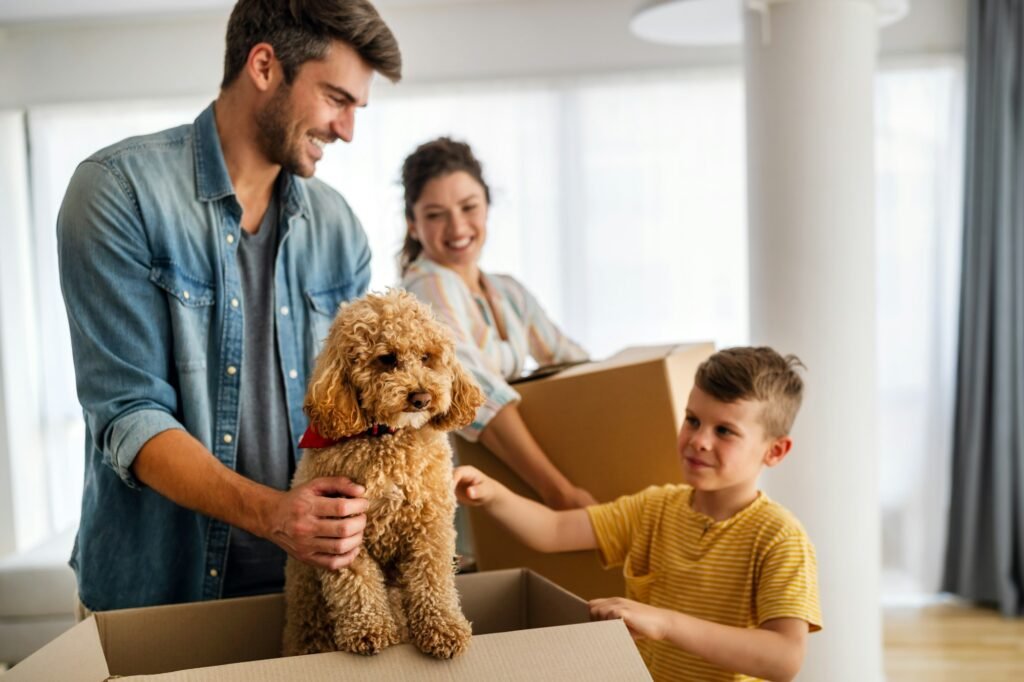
[454, 347, 822, 681]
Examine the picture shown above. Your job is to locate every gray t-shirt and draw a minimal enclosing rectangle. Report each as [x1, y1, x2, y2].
[223, 189, 295, 598]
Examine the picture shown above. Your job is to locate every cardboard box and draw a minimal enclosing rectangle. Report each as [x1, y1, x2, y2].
[5, 568, 650, 681]
[456, 343, 715, 600]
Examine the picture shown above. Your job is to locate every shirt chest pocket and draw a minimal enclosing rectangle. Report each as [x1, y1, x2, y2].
[623, 553, 658, 604]
[305, 281, 358, 350]
[150, 260, 216, 372]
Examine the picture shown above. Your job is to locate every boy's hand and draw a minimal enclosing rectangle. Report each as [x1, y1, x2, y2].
[453, 465, 496, 506]
[589, 597, 671, 641]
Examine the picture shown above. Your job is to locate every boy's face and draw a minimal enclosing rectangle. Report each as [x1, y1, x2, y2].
[677, 386, 791, 494]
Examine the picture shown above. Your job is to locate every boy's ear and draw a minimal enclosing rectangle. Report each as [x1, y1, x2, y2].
[763, 436, 793, 468]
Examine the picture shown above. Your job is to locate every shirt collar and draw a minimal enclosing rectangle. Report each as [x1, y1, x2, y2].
[192, 103, 235, 203]
[191, 102, 309, 220]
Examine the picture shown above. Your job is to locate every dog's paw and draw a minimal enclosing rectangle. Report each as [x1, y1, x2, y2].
[335, 619, 401, 656]
[411, 613, 472, 659]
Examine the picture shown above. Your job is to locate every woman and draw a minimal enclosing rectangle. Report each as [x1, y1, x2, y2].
[399, 137, 596, 510]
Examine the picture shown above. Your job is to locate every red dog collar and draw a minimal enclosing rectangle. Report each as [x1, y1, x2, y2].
[298, 423, 397, 449]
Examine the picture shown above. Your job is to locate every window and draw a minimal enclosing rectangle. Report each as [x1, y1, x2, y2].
[321, 73, 748, 358]
[874, 60, 964, 602]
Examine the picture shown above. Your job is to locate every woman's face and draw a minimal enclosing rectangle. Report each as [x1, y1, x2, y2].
[408, 170, 489, 275]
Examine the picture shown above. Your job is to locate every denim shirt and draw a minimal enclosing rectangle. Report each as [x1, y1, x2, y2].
[57, 103, 370, 611]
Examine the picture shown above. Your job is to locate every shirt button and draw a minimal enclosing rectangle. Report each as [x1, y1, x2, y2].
[280, 306, 290, 316]
[182, 291, 190, 300]
[226, 234, 235, 245]
[209, 568, 219, 577]
[231, 298, 240, 308]
[227, 366, 237, 376]
[223, 434, 233, 444]
[289, 369, 298, 379]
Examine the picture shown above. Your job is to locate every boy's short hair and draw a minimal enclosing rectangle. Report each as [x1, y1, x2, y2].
[221, 0, 402, 89]
[695, 347, 805, 437]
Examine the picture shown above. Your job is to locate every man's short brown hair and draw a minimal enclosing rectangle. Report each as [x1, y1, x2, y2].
[695, 347, 805, 437]
[221, 0, 402, 89]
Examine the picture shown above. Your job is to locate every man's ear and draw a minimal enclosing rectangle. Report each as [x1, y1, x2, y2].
[763, 436, 793, 468]
[245, 42, 278, 93]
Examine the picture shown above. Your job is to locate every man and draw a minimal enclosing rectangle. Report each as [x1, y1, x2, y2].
[57, 0, 401, 611]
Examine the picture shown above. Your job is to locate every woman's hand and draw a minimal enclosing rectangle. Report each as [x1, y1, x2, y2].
[589, 597, 672, 641]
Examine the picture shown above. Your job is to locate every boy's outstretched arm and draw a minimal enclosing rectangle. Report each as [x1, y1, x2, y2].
[589, 598, 807, 682]
[453, 465, 598, 553]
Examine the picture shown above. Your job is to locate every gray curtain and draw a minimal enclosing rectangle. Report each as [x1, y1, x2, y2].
[943, 0, 1024, 617]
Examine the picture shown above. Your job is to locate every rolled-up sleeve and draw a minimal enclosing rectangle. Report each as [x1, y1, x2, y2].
[58, 160, 185, 488]
[107, 409, 185, 486]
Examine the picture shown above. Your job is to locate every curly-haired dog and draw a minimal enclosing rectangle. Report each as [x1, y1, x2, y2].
[282, 289, 485, 659]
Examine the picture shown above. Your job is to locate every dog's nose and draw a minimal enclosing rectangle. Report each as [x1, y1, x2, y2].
[408, 392, 432, 410]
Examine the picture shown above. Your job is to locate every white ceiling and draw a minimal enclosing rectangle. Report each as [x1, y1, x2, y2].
[0, 0, 507, 24]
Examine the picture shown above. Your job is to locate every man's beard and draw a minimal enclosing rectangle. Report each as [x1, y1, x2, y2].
[255, 82, 308, 177]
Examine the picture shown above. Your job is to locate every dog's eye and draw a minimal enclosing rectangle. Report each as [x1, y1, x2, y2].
[377, 353, 398, 369]
[422, 353, 431, 364]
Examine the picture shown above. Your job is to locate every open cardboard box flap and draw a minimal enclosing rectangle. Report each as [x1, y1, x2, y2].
[514, 343, 689, 385]
[7, 569, 651, 681]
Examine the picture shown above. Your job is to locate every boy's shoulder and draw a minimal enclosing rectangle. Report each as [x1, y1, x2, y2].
[744, 493, 813, 544]
[592, 483, 691, 519]
[628, 482, 692, 507]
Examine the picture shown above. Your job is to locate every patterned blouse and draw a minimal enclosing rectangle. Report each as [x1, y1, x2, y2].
[401, 257, 588, 441]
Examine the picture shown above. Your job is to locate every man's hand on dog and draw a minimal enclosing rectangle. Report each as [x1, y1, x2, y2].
[266, 477, 368, 570]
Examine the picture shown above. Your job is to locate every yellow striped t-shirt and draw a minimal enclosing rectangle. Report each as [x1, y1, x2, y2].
[587, 484, 822, 682]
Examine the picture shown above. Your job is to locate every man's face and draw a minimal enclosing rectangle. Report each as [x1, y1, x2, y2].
[255, 40, 374, 178]
[677, 386, 778, 495]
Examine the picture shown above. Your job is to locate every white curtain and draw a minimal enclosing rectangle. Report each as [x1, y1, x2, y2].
[16, 62, 964, 605]
[874, 60, 964, 602]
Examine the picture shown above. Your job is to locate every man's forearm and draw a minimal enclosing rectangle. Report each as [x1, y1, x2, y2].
[132, 429, 277, 539]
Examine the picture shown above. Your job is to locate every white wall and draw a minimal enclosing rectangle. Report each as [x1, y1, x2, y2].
[0, 0, 966, 108]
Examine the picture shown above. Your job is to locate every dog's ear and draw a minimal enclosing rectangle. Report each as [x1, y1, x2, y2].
[304, 343, 369, 439]
[432, 360, 485, 432]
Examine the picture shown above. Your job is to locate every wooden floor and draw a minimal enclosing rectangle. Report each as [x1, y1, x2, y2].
[884, 603, 1024, 681]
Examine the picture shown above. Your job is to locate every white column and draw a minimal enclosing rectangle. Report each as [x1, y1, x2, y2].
[744, 2, 881, 680]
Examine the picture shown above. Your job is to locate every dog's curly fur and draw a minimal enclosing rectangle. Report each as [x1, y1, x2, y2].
[282, 289, 484, 659]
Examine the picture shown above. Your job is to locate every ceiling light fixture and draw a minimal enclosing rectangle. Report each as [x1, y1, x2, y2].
[630, 0, 910, 46]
